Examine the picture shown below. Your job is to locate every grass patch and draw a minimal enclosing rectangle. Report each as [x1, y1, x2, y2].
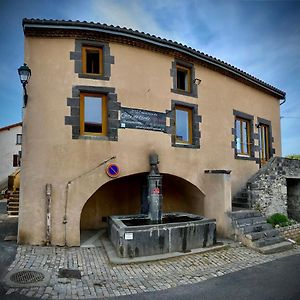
[267, 213, 297, 227]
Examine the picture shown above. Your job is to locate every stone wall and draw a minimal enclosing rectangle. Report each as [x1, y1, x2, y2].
[277, 223, 300, 240]
[247, 157, 300, 217]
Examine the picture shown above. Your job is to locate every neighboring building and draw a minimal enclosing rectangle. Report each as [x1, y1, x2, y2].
[0, 122, 22, 190]
[19, 19, 285, 246]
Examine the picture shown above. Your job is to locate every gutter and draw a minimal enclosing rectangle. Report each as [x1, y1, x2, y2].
[280, 98, 286, 105]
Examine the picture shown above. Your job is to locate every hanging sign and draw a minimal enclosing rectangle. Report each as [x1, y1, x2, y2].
[120, 107, 166, 132]
[106, 163, 120, 178]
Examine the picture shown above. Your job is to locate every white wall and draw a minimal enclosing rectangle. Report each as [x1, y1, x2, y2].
[0, 125, 22, 187]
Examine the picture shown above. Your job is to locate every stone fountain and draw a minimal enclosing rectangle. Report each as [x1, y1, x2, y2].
[108, 154, 216, 258]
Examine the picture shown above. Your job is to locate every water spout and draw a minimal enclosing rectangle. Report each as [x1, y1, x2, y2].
[147, 153, 163, 223]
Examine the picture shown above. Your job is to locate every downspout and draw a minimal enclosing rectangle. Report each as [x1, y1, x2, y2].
[45, 184, 52, 245]
[280, 97, 286, 105]
[63, 156, 116, 246]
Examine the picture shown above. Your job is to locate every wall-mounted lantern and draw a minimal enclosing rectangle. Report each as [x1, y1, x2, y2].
[18, 63, 31, 107]
[193, 78, 201, 85]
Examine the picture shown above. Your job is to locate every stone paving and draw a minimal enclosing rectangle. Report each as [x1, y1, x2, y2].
[3, 241, 300, 299]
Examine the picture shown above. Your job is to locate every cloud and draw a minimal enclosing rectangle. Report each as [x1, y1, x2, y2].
[63, 0, 168, 38]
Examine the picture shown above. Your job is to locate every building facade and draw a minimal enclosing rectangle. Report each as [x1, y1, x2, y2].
[19, 19, 285, 246]
[0, 122, 22, 190]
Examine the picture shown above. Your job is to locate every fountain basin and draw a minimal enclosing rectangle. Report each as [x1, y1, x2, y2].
[108, 212, 216, 258]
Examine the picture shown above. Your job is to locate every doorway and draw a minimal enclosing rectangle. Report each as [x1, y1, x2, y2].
[287, 178, 300, 222]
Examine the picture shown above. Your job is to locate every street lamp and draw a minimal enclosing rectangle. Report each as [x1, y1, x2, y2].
[18, 63, 31, 107]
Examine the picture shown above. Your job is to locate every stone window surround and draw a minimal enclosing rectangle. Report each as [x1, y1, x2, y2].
[170, 59, 198, 98]
[65, 85, 120, 141]
[16, 133, 22, 145]
[256, 116, 275, 158]
[232, 109, 256, 161]
[70, 39, 114, 80]
[166, 100, 201, 149]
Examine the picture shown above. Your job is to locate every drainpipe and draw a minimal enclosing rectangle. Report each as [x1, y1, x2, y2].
[45, 184, 52, 245]
[280, 98, 286, 106]
[63, 156, 116, 246]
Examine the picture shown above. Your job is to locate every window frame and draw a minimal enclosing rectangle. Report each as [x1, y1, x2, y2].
[176, 65, 191, 93]
[175, 105, 193, 145]
[16, 134, 22, 145]
[13, 154, 20, 167]
[235, 117, 251, 156]
[82, 46, 103, 76]
[259, 123, 270, 164]
[170, 59, 197, 98]
[80, 93, 107, 137]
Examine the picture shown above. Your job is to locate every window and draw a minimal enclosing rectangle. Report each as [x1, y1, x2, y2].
[176, 65, 191, 92]
[80, 93, 107, 136]
[171, 60, 197, 98]
[259, 124, 270, 164]
[71, 40, 114, 81]
[82, 46, 103, 75]
[13, 154, 20, 167]
[16, 134, 22, 145]
[235, 117, 251, 156]
[175, 106, 193, 144]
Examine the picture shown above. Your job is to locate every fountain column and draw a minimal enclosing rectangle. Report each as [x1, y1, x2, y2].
[147, 153, 163, 223]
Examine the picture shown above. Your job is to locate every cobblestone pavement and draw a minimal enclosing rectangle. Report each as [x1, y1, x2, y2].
[3, 243, 300, 299]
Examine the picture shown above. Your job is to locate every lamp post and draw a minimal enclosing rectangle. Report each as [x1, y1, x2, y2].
[18, 63, 31, 107]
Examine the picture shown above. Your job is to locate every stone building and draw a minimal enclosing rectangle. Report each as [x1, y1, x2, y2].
[19, 19, 286, 246]
[0, 122, 22, 191]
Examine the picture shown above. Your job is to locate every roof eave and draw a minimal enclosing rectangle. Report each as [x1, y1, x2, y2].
[22, 19, 286, 99]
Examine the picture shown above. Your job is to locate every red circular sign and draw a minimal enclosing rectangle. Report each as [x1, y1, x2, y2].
[106, 163, 120, 178]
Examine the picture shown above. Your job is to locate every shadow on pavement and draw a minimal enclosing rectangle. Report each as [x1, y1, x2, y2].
[0, 201, 18, 298]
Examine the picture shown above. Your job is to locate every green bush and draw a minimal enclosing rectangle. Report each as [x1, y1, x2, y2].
[286, 154, 300, 160]
[267, 213, 289, 227]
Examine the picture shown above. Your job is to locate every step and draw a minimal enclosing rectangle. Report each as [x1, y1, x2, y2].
[235, 190, 248, 198]
[7, 211, 19, 216]
[240, 191, 249, 198]
[258, 241, 293, 254]
[8, 201, 19, 205]
[239, 222, 273, 234]
[233, 197, 248, 203]
[234, 216, 266, 227]
[7, 202, 19, 207]
[230, 210, 261, 220]
[7, 206, 19, 211]
[245, 229, 279, 241]
[252, 236, 285, 248]
[232, 202, 251, 209]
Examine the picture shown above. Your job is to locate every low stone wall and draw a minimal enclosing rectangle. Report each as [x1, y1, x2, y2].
[247, 157, 300, 217]
[277, 223, 300, 240]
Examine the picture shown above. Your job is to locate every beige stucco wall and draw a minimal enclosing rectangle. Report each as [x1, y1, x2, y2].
[19, 36, 281, 246]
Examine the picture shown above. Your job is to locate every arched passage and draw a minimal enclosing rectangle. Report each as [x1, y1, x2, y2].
[80, 173, 205, 234]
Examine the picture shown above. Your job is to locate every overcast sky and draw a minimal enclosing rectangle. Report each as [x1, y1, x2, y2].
[0, 0, 299, 156]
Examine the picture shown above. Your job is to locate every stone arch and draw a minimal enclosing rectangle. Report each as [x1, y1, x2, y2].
[65, 163, 148, 246]
[162, 173, 205, 214]
[64, 161, 206, 246]
[79, 172, 205, 233]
